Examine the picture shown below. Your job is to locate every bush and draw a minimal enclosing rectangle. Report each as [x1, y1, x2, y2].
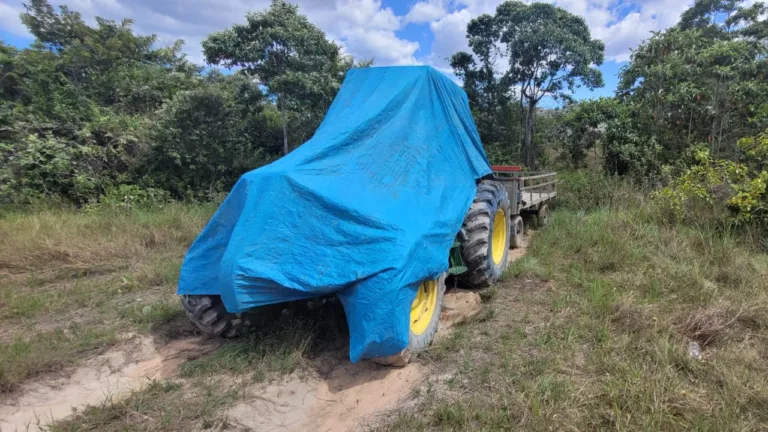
[655, 133, 768, 228]
[0, 135, 102, 204]
[143, 75, 282, 199]
[99, 185, 172, 210]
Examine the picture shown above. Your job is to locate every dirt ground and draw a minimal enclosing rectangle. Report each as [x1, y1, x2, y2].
[0, 241, 528, 432]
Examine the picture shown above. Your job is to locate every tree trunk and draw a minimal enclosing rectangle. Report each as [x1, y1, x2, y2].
[279, 94, 288, 155]
[523, 98, 536, 169]
[518, 85, 524, 153]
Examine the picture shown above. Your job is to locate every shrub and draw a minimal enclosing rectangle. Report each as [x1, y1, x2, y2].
[655, 134, 768, 227]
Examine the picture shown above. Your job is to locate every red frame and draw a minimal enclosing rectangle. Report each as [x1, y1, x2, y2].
[491, 165, 522, 172]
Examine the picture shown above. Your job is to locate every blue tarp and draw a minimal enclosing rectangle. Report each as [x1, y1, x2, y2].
[178, 66, 492, 361]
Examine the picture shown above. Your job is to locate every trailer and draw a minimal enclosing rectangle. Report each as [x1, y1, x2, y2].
[491, 165, 557, 248]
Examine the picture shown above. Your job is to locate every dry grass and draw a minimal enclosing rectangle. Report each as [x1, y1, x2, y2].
[0, 203, 216, 394]
[0, 204, 211, 282]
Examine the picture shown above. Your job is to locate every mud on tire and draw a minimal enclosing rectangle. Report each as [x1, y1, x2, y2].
[458, 180, 511, 289]
[181, 295, 250, 338]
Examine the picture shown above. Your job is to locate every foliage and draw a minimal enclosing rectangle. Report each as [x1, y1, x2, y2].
[655, 132, 768, 226]
[452, 1, 604, 169]
[617, 0, 768, 164]
[558, 98, 615, 167]
[203, 0, 352, 155]
[496, 1, 604, 168]
[0, 0, 366, 205]
[145, 74, 281, 199]
[0, 0, 200, 204]
[99, 184, 172, 210]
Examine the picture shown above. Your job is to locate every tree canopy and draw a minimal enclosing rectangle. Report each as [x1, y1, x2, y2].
[0, 0, 365, 205]
[203, 0, 352, 155]
[452, 1, 604, 168]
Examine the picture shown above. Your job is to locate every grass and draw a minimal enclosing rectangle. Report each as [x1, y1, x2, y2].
[0, 200, 350, 430]
[0, 203, 216, 394]
[47, 378, 242, 432]
[4, 172, 768, 431]
[380, 172, 768, 431]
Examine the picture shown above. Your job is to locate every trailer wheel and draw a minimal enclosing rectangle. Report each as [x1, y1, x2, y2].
[510, 215, 527, 249]
[181, 295, 251, 337]
[537, 204, 550, 228]
[458, 180, 511, 289]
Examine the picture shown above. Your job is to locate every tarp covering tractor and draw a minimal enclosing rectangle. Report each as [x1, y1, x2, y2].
[178, 66, 514, 361]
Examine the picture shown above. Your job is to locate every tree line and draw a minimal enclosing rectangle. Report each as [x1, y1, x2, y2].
[0, 0, 366, 205]
[453, 0, 766, 227]
[1, 0, 765, 226]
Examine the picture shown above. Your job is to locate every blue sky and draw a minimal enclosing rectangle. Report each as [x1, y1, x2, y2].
[0, 0, 695, 101]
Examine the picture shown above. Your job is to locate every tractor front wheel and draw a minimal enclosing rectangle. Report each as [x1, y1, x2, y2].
[375, 273, 447, 366]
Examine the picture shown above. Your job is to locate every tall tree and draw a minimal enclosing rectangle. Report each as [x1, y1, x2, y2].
[496, 2, 604, 168]
[450, 14, 518, 156]
[203, 0, 342, 155]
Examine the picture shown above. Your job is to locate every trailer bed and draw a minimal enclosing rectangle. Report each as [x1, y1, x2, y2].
[490, 166, 557, 215]
[521, 191, 557, 208]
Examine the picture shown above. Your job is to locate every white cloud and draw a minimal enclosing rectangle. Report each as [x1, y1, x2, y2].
[0, 0, 419, 66]
[424, 0, 695, 70]
[428, 9, 472, 72]
[0, 1, 29, 37]
[1, 0, 698, 76]
[406, 0, 447, 23]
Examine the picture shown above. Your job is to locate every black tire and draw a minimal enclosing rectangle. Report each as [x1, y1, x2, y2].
[181, 295, 250, 338]
[510, 215, 526, 249]
[458, 180, 511, 288]
[537, 204, 550, 228]
[407, 273, 447, 354]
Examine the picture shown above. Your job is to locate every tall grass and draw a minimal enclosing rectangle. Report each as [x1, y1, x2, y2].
[0, 203, 216, 393]
[382, 170, 768, 431]
[0, 203, 215, 281]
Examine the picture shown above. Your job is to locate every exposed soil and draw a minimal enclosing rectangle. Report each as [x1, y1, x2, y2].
[227, 360, 424, 432]
[0, 335, 218, 431]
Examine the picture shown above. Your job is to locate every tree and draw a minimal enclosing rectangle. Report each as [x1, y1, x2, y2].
[496, 2, 604, 168]
[618, 0, 768, 164]
[450, 14, 519, 155]
[203, 0, 343, 155]
[2, 0, 203, 203]
[146, 74, 282, 198]
[452, 1, 604, 168]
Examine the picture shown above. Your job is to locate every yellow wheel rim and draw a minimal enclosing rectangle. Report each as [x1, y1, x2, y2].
[491, 208, 507, 265]
[410, 279, 438, 335]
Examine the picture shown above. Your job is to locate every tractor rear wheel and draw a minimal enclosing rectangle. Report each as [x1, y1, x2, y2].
[458, 180, 511, 289]
[181, 295, 251, 338]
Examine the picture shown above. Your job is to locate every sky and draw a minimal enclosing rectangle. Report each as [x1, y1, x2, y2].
[0, 0, 697, 100]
